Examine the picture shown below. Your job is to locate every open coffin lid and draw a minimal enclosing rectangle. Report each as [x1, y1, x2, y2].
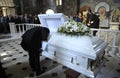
[38, 13, 67, 34]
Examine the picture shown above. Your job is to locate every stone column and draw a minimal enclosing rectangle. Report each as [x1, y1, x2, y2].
[20, 0, 24, 14]
[46, 0, 56, 12]
[77, 0, 80, 14]
[2, 7, 7, 16]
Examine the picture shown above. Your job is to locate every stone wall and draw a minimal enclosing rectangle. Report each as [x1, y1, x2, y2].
[14, 0, 78, 16]
[13, 0, 120, 21]
[56, 0, 77, 16]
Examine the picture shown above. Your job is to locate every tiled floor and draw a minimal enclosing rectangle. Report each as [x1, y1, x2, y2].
[0, 39, 120, 78]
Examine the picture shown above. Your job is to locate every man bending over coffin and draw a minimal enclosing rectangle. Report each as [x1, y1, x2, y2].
[20, 26, 50, 77]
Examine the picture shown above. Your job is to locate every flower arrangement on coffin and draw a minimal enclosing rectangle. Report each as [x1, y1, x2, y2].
[57, 20, 91, 36]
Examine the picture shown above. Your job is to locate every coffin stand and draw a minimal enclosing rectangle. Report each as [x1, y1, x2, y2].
[38, 13, 108, 78]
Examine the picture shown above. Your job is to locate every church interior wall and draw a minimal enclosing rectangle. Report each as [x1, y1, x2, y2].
[80, 0, 120, 23]
[0, 0, 119, 23]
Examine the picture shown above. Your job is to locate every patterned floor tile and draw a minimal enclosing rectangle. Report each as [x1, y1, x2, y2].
[0, 40, 120, 78]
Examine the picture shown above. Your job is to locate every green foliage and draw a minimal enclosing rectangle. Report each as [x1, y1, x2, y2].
[57, 20, 91, 36]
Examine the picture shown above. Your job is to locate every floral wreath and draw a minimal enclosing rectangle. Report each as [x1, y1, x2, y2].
[57, 20, 91, 36]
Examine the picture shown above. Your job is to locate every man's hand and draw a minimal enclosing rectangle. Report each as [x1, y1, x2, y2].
[87, 23, 91, 26]
[90, 21, 94, 24]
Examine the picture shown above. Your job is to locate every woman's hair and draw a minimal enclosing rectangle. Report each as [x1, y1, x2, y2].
[78, 11, 83, 16]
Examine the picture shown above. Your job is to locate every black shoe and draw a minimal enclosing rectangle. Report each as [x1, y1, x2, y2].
[36, 69, 45, 77]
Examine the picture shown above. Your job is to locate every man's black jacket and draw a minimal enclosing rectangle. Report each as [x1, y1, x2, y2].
[86, 13, 100, 28]
[20, 26, 50, 52]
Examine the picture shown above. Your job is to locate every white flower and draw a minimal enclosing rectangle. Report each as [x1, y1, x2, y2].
[57, 20, 90, 36]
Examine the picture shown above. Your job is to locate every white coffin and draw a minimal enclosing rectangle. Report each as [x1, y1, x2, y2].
[38, 13, 67, 34]
[42, 33, 108, 78]
[38, 13, 108, 78]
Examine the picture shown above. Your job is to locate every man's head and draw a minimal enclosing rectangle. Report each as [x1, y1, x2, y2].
[41, 27, 50, 41]
[87, 8, 92, 14]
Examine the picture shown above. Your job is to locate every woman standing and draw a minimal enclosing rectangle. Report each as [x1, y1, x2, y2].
[75, 11, 83, 22]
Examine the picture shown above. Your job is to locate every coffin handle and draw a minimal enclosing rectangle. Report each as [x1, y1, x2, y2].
[54, 51, 56, 56]
[71, 57, 73, 63]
